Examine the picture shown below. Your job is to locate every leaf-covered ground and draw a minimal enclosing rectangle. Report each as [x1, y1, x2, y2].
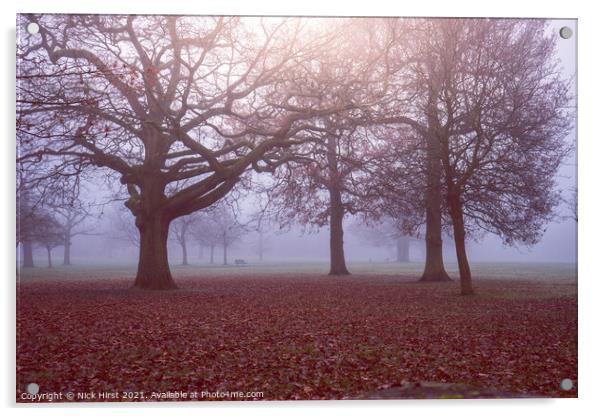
[16, 274, 577, 402]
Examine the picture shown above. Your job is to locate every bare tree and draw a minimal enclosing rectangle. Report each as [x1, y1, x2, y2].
[254, 228, 270, 262]
[17, 15, 366, 289]
[378, 19, 573, 294]
[30, 212, 64, 268]
[360, 19, 453, 283]
[240, 19, 397, 275]
[266, 123, 388, 274]
[188, 203, 246, 265]
[564, 187, 578, 223]
[50, 195, 100, 266]
[236, 204, 272, 263]
[107, 204, 140, 248]
[351, 217, 417, 263]
[16, 190, 37, 268]
[170, 215, 197, 265]
[212, 205, 246, 266]
[17, 168, 85, 268]
[366, 122, 455, 280]
[189, 212, 220, 264]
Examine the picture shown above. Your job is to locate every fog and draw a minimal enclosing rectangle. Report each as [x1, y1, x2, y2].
[27, 199, 576, 267]
[19, 18, 578, 269]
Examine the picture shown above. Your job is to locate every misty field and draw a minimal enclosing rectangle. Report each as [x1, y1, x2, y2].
[16, 262, 577, 401]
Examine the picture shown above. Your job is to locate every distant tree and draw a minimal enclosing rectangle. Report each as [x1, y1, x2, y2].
[261, 21, 394, 275]
[351, 217, 416, 263]
[208, 204, 246, 265]
[244, 214, 272, 262]
[189, 213, 220, 264]
[16, 190, 37, 268]
[17, 166, 44, 268]
[254, 228, 270, 262]
[188, 202, 247, 265]
[50, 195, 99, 266]
[31, 212, 64, 268]
[107, 205, 140, 248]
[17, 168, 86, 268]
[170, 215, 197, 265]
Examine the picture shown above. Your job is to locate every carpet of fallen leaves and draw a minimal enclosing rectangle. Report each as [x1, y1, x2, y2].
[16, 274, 577, 402]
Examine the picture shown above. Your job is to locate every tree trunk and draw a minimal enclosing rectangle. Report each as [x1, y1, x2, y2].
[181, 239, 188, 265]
[327, 135, 350, 276]
[421, 207, 450, 281]
[448, 194, 474, 295]
[223, 242, 228, 265]
[396, 237, 410, 262]
[198, 244, 203, 260]
[46, 247, 52, 268]
[329, 195, 349, 275]
[19, 190, 35, 268]
[133, 213, 177, 290]
[63, 234, 72, 266]
[22, 241, 34, 268]
[210, 245, 214, 264]
[420, 131, 451, 282]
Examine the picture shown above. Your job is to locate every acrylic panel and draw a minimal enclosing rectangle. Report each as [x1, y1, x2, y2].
[16, 14, 577, 402]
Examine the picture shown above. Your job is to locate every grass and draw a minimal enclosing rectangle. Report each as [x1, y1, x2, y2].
[17, 260, 577, 283]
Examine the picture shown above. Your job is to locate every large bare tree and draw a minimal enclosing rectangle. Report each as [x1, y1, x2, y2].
[17, 15, 364, 289]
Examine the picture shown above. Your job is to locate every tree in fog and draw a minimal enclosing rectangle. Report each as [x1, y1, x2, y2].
[368, 123, 453, 276]
[208, 204, 246, 265]
[31, 213, 64, 268]
[239, 207, 272, 262]
[267, 124, 385, 274]
[17, 167, 46, 268]
[189, 216, 220, 264]
[379, 19, 573, 294]
[351, 217, 416, 263]
[50, 195, 99, 266]
[189, 211, 222, 264]
[254, 228, 270, 262]
[17, 15, 369, 289]
[262, 21, 393, 275]
[189, 204, 245, 265]
[362, 18, 454, 283]
[170, 215, 196, 266]
[17, 167, 86, 268]
[107, 205, 140, 248]
[17, 190, 37, 268]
